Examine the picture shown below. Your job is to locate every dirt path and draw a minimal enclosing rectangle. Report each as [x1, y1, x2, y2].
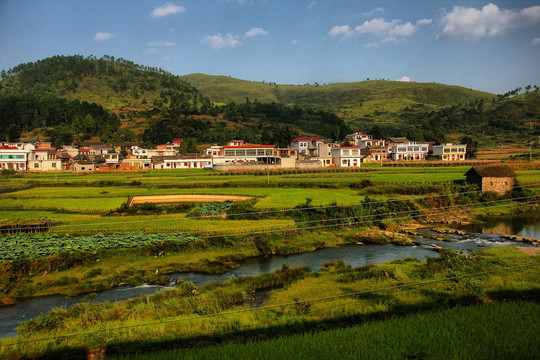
[129, 194, 253, 206]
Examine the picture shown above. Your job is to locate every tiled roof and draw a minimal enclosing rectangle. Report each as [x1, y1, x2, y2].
[291, 137, 325, 141]
[465, 165, 516, 178]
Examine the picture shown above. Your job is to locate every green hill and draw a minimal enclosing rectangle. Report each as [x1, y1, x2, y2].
[1, 55, 537, 147]
[180, 73, 496, 120]
[0, 55, 205, 111]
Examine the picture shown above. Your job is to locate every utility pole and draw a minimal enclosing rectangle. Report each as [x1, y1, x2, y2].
[266, 153, 269, 184]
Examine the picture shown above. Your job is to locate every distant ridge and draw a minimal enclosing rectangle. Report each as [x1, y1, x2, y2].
[179, 73, 496, 120]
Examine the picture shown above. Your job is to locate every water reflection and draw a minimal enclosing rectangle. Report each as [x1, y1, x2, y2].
[1, 213, 538, 338]
[458, 213, 539, 239]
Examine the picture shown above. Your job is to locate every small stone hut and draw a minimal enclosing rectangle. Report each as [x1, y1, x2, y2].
[465, 165, 516, 195]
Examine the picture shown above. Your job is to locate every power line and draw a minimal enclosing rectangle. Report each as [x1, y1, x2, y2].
[3, 183, 539, 232]
[2, 262, 538, 348]
[3, 195, 537, 249]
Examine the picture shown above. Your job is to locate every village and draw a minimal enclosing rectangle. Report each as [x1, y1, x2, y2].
[0, 132, 469, 173]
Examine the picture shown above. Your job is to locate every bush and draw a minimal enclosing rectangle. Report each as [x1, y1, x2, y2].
[83, 268, 103, 279]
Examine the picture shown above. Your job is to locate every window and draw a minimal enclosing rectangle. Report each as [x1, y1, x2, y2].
[235, 149, 246, 156]
[257, 149, 265, 156]
[351, 150, 359, 155]
[224, 150, 235, 156]
[342, 150, 350, 155]
[34, 163, 39, 168]
[265, 149, 273, 155]
[246, 149, 256, 156]
[51, 163, 56, 168]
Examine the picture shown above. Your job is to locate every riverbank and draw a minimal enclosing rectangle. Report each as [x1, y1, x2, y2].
[1, 245, 538, 359]
[3, 208, 539, 305]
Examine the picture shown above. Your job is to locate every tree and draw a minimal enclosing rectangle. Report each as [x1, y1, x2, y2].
[459, 136, 478, 159]
[432, 128, 446, 144]
[186, 138, 198, 153]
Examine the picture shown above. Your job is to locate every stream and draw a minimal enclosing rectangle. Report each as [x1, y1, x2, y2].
[1, 213, 538, 338]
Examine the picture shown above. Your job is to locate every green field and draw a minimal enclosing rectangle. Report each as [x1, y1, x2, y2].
[2, 247, 538, 359]
[113, 301, 540, 360]
[0, 166, 537, 233]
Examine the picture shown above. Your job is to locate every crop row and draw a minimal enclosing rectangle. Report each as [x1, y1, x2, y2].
[0, 231, 197, 262]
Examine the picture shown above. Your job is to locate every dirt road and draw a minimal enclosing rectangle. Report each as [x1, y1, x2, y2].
[129, 194, 253, 206]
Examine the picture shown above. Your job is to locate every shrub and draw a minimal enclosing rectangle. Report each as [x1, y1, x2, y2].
[83, 268, 103, 279]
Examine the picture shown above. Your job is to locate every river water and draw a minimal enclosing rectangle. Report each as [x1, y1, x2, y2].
[1, 214, 538, 338]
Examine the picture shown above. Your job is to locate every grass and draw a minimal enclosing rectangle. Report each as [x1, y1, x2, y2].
[111, 301, 540, 360]
[1, 247, 538, 359]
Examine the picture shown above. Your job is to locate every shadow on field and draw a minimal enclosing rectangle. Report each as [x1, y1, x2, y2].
[28, 288, 540, 360]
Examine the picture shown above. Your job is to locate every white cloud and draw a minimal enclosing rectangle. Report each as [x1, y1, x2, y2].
[226, 0, 250, 4]
[533, 38, 540, 46]
[330, 17, 423, 45]
[201, 33, 242, 49]
[291, 39, 300, 45]
[145, 48, 162, 55]
[417, 18, 432, 26]
[329, 25, 353, 37]
[308, 1, 317, 10]
[355, 18, 398, 35]
[151, 3, 186, 18]
[397, 76, 410, 82]
[362, 7, 384, 17]
[439, 3, 540, 41]
[245, 27, 269, 38]
[94, 32, 112, 41]
[148, 41, 175, 47]
[382, 36, 398, 44]
[388, 22, 416, 37]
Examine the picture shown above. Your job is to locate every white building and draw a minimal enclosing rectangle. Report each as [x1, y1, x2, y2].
[28, 149, 62, 171]
[215, 145, 275, 164]
[152, 155, 212, 169]
[290, 137, 326, 156]
[331, 147, 363, 167]
[0, 146, 28, 171]
[390, 142, 429, 161]
[346, 132, 372, 146]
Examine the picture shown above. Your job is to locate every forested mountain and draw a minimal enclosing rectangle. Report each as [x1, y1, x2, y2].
[0, 55, 350, 146]
[0, 55, 538, 148]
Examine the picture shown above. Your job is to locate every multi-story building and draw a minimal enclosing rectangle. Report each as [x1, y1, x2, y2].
[432, 143, 467, 161]
[345, 132, 372, 146]
[331, 146, 363, 167]
[0, 146, 28, 171]
[28, 149, 62, 171]
[290, 137, 326, 156]
[358, 138, 386, 148]
[390, 142, 429, 161]
[213, 145, 275, 165]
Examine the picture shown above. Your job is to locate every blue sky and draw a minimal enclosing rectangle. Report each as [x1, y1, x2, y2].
[0, 0, 539, 94]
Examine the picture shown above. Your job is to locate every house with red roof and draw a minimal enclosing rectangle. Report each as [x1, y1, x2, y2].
[0, 146, 28, 171]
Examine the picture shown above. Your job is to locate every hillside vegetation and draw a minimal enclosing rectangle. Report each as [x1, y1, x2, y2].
[180, 73, 496, 119]
[0, 55, 538, 147]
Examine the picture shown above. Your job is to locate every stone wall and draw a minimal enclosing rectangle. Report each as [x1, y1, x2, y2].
[481, 177, 515, 194]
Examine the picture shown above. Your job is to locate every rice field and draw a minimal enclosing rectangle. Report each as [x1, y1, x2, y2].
[110, 301, 540, 360]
